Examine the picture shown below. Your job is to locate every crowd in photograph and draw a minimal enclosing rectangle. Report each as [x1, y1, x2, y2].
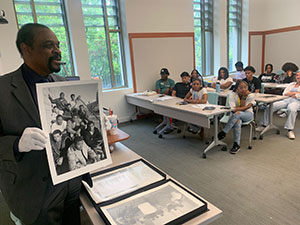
[48, 92, 104, 175]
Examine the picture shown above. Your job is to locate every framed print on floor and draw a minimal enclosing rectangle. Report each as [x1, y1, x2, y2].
[37, 80, 112, 185]
[98, 179, 208, 225]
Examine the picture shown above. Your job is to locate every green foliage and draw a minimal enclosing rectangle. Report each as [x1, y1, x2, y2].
[14, 0, 126, 88]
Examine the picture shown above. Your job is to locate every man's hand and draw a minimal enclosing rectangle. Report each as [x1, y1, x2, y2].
[18, 128, 48, 152]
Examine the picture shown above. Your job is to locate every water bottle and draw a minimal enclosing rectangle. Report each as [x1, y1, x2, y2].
[216, 82, 220, 93]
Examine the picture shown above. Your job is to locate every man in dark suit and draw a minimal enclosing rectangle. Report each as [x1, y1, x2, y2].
[0, 23, 82, 225]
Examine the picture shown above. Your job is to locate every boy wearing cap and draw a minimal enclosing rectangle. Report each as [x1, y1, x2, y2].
[155, 68, 175, 95]
[172, 72, 191, 98]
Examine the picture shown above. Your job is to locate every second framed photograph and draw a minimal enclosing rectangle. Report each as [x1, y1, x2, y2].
[37, 80, 112, 185]
[99, 179, 208, 225]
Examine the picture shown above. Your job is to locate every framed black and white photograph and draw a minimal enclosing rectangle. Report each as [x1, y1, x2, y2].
[99, 180, 207, 225]
[84, 159, 166, 204]
[37, 80, 112, 185]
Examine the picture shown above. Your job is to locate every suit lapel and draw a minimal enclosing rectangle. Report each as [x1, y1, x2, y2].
[11, 68, 41, 127]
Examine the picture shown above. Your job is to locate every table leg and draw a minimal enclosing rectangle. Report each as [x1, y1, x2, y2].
[260, 102, 280, 138]
[153, 116, 168, 134]
[202, 115, 227, 158]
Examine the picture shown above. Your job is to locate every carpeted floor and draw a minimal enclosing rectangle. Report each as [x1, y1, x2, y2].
[1, 112, 300, 225]
[118, 114, 300, 225]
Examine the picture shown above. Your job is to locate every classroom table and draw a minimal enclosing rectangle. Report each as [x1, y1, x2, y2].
[126, 93, 162, 111]
[262, 83, 289, 89]
[253, 93, 288, 138]
[126, 93, 179, 138]
[80, 142, 223, 225]
[152, 97, 232, 158]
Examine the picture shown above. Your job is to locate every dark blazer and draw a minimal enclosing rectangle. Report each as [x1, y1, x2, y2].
[0, 66, 66, 224]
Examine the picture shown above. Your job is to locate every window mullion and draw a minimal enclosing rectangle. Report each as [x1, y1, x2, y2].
[102, 0, 116, 88]
[30, 0, 38, 23]
[201, 0, 206, 75]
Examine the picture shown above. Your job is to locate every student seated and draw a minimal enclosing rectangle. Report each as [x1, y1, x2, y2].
[184, 78, 207, 139]
[243, 66, 261, 93]
[256, 71, 300, 140]
[190, 69, 204, 86]
[281, 62, 299, 84]
[155, 68, 175, 95]
[218, 80, 255, 154]
[233, 61, 246, 82]
[172, 71, 191, 98]
[212, 67, 233, 90]
[259, 64, 276, 83]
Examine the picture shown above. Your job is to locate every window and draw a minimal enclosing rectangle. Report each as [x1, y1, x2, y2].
[227, 0, 242, 72]
[81, 0, 126, 89]
[13, 0, 74, 77]
[194, 0, 214, 76]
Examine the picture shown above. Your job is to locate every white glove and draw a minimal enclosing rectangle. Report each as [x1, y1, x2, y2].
[18, 127, 48, 152]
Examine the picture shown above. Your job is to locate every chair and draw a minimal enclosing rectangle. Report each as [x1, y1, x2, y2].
[254, 83, 265, 120]
[220, 93, 257, 149]
[182, 92, 219, 139]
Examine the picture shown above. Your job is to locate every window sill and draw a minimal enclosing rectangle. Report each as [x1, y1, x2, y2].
[102, 86, 133, 93]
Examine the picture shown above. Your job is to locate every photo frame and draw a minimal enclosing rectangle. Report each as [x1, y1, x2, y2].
[98, 179, 208, 225]
[83, 159, 166, 204]
[37, 80, 112, 185]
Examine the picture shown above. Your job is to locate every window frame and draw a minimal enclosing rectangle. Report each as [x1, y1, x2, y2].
[103, 0, 128, 89]
[81, 0, 127, 89]
[193, 0, 214, 76]
[227, 0, 242, 73]
[13, 0, 75, 77]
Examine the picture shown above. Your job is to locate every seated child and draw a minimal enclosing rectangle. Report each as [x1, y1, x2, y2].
[155, 68, 175, 95]
[212, 67, 233, 90]
[218, 80, 255, 154]
[184, 78, 207, 139]
[172, 71, 191, 98]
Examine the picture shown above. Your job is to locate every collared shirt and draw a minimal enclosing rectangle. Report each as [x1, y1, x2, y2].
[22, 63, 54, 107]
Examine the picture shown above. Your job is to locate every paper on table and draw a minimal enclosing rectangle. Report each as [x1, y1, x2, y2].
[191, 104, 215, 109]
[83, 161, 165, 204]
[153, 96, 175, 101]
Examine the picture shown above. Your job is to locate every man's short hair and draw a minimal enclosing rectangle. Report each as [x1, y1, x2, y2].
[244, 66, 256, 74]
[16, 23, 50, 56]
[180, 72, 189, 78]
[56, 115, 63, 120]
[52, 129, 62, 136]
[87, 121, 94, 127]
[74, 136, 83, 143]
[235, 61, 244, 68]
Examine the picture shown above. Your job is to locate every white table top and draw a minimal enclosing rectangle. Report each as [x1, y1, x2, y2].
[253, 93, 288, 103]
[80, 142, 223, 225]
[262, 83, 289, 89]
[153, 96, 231, 118]
[126, 93, 163, 102]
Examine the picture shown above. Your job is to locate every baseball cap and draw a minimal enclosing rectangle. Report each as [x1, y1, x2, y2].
[160, 68, 169, 75]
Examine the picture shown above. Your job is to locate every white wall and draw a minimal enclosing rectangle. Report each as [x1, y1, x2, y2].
[249, 0, 300, 31]
[0, 0, 23, 74]
[125, 0, 194, 33]
[249, 0, 300, 74]
[132, 37, 194, 92]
